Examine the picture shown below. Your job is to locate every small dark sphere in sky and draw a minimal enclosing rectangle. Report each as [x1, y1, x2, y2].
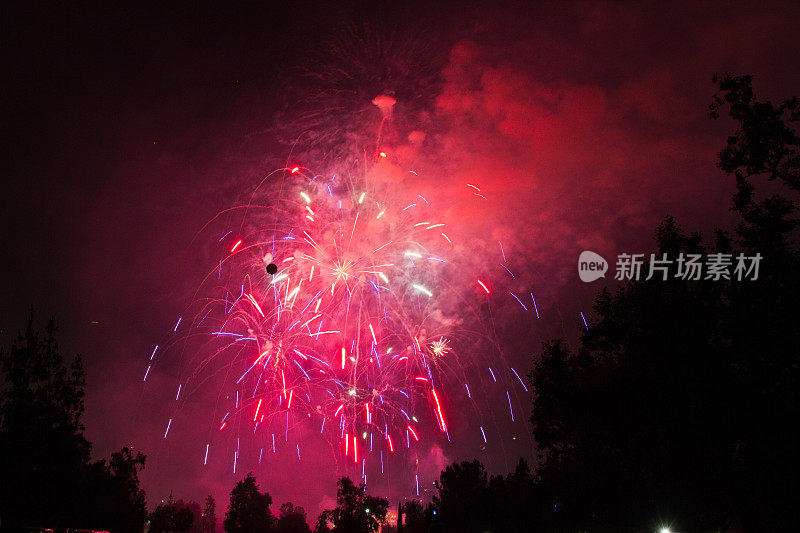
[266, 263, 278, 275]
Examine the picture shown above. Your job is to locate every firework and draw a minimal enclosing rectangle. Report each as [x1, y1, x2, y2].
[147, 138, 534, 493]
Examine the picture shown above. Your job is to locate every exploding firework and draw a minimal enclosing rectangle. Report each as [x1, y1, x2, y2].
[189, 162, 469, 453]
[147, 94, 537, 492]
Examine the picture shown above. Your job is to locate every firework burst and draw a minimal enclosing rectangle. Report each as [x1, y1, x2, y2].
[147, 91, 535, 492]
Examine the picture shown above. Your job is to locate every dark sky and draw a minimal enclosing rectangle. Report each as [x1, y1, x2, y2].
[3, 0, 800, 521]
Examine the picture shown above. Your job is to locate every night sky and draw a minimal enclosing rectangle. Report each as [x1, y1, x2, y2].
[4, 0, 800, 521]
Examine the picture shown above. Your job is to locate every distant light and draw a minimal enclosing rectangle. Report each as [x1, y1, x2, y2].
[291, 166, 300, 174]
[660, 528, 672, 533]
[379, 152, 387, 158]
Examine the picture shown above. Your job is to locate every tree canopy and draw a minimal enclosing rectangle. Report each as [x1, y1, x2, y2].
[528, 74, 800, 531]
[224, 473, 275, 533]
[275, 502, 311, 533]
[203, 495, 218, 533]
[0, 312, 147, 532]
[149, 496, 200, 533]
[315, 477, 388, 533]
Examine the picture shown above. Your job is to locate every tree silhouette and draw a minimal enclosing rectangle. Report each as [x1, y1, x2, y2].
[177, 499, 204, 533]
[528, 75, 800, 531]
[399, 500, 426, 533]
[149, 501, 177, 533]
[0, 311, 147, 532]
[80, 446, 148, 532]
[202, 495, 217, 533]
[315, 477, 388, 533]
[0, 312, 90, 528]
[486, 458, 547, 532]
[710, 73, 800, 193]
[424, 458, 549, 532]
[149, 496, 200, 533]
[224, 472, 274, 532]
[275, 502, 311, 533]
[396, 501, 403, 533]
[709, 73, 800, 531]
[175, 506, 195, 532]
[429, 460, 489, 532]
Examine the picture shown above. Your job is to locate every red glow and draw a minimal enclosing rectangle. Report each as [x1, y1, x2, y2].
[230, 239, 243, 253]
[290, 166, 300, 174]
[387, 434, 394, 452]
[407, 425, 419, 441]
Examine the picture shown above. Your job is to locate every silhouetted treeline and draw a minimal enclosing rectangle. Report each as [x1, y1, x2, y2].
[423, 458, 548, 532]
[524, 75, 800, 532]
[146, 494, 218, 532]
[214, 472, 388, 533]
[220, 473, 312, 533]
[0, 312, 148, 532]
[314, 477, 388, 533]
